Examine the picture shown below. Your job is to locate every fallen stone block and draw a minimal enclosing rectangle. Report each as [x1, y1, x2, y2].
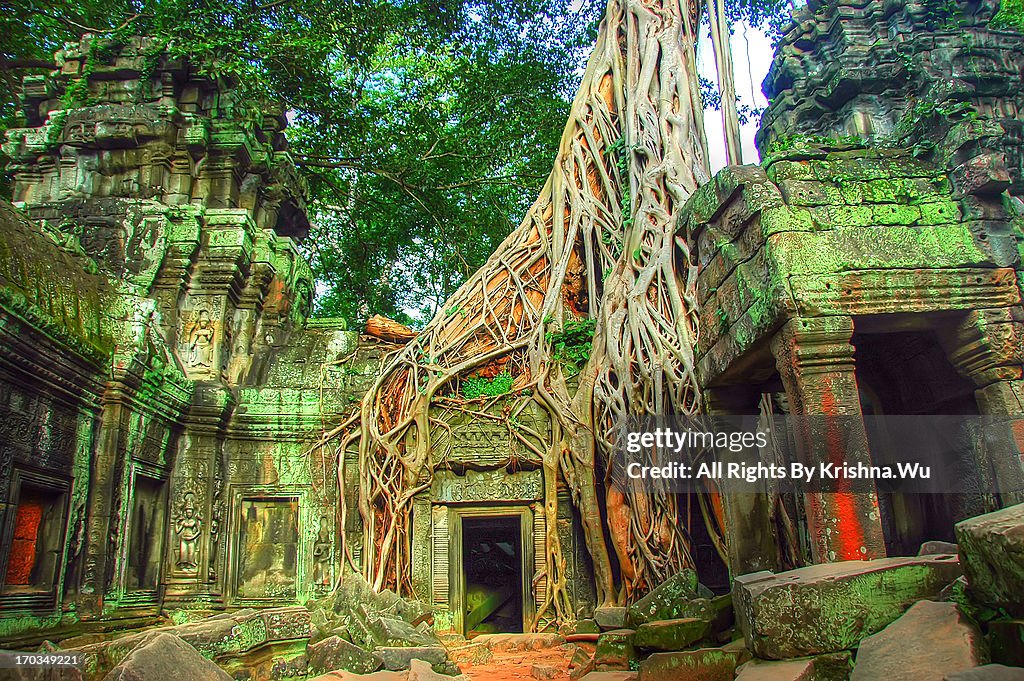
[734, 555, 962, 658]
[578, 673, 638, 681]
[369, 617, 438, 648]
[259, 605, 312, 641]
[594, 607, 627, 631]
[956, 503, 1024, 617]
[637, 647, 741, 681]
[735, 652, 852, 681]
[594, 629, 636, 670]
[735, 658, 816, 681]
[574, 619, 602, 634]
[377, 646, 447, 671]
[919, 540, 959, 556]
[531, 662, 560, 680]
[633, 618, 710, 651]
[944, 665, 1024, 681]
[626, 570, 713, 626]
[570, 652, 596, 681]
[102, 632, 230, 681]
[850, 601, 983, 681]
[307, 635, 383, 675]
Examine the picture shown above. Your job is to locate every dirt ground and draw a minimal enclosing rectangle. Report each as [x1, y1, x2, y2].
[453, 634, 596, 681]
[460, 645, 575, 680]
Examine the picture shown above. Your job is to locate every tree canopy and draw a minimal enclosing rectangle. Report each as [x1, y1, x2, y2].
[0, 0, 600, 327]
[1, 0, 791, 327]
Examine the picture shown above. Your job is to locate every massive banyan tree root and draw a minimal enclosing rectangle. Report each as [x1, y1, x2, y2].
[319, 0, 722, 625]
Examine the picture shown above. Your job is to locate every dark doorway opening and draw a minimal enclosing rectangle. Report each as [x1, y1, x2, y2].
[462, 516, 523, 636]
[854, 328, 985, 556]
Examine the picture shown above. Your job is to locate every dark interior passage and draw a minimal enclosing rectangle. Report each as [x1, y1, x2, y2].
[463, 516, 523, 636]
[854, 328, 986, 556]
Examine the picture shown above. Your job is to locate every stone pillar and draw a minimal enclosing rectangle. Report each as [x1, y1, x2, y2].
[705, 386, 780, 577]
[940, 308, 1024, 504]
[770, 316, 886, 563]
[164, 385, 233, 610]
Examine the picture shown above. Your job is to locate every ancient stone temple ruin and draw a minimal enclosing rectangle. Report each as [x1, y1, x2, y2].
[0, 35, 367, 631]
[0, 0, 1022, 679]
[0, 35, 599, 646]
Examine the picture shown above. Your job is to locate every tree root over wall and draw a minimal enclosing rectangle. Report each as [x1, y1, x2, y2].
[316, 0, 733, 629]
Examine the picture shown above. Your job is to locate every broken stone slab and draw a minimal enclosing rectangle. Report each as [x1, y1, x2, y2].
[377, 646, 448, 671]
[574, 619, 602, 634]
[594, 629, 636, 670]
[307, 635, 384, 675]
[626, 570, 714, 626]
[570, 652, 596, 681]
[735, 652, 852, 681]
[102, 632, 230, 681]
[593, 607, 627, 631]
[259, 605, 313, 641]
[578, 673, 639, 681]
[734, 555, 963, 659]
[369, 617, 439, 648]
[988, 620, 1024, 667]
[633, 618, 710, 651]
[735, 658, 817, 681]
[919, 540, 959, 556]
[850, 601, 984, 681]
[955, 503, 1024, 617]
[637, 648, 742, 681]
[944, 665, 1024, 681]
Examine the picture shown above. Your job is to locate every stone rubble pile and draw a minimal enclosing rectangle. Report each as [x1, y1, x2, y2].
[9, 503, 1024, 681]
[563, 503, 1024, 681]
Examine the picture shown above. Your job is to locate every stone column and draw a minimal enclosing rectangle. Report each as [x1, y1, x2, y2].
[705, 386, 780, 577]
[770, 316, 886, 563]
[941, 308, 1024, 504]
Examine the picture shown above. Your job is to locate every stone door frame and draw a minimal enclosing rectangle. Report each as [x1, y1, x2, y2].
[448, 505, 535, 636]
[0, 466, 71, 613]
[225, 484, 307, 607]
[115, 460, 170, 609]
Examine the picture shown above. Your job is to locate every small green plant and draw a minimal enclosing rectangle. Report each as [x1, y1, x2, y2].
[545, 317, 596, 371]
[608, 137, 634, 230]
[462, 371, 514, 399]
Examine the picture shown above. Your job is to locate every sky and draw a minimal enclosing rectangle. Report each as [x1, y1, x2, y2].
[698, 21, 776, 173]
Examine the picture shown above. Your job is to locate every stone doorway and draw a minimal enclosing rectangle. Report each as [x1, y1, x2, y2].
[451, 508, 532, 637]
[854, 326, 986, 556]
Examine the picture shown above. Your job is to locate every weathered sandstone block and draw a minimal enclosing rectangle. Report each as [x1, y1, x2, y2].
[734, 556, 962, 658]
[850, 601, 983, 681]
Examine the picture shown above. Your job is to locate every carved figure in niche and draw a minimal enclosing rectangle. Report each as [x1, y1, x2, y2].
[174, 492, 202, 572]
[186, 309, 215, 368]
[311, 516, 331, 587]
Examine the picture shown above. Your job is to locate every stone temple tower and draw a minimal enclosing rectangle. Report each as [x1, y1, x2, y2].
[0, 35, 374, 631]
